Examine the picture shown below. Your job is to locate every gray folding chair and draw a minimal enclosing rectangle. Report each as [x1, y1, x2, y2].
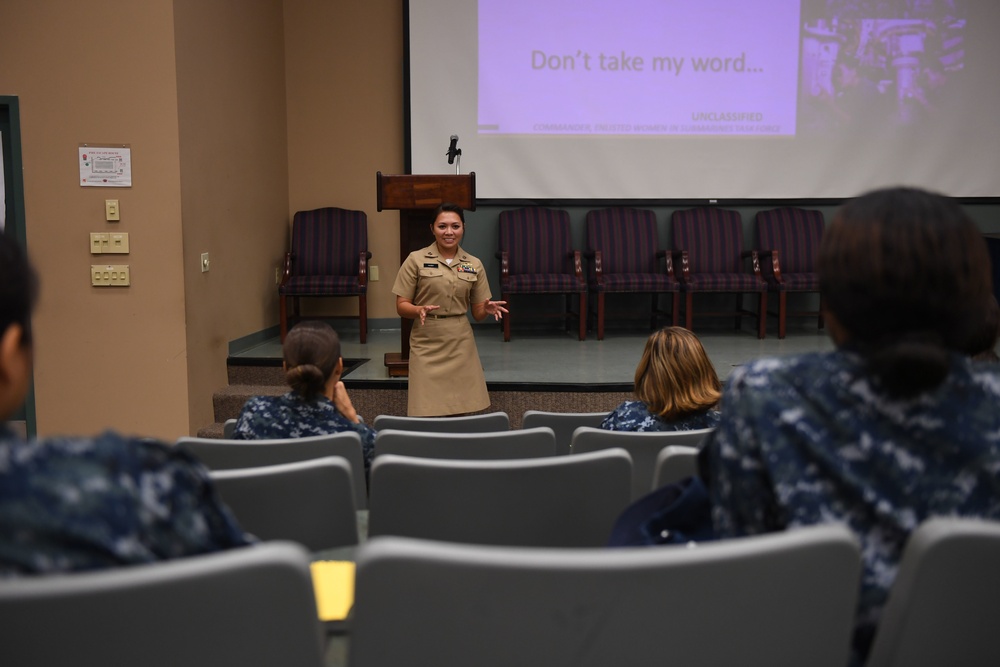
[210, 457, 359, 550]
[867, 517, 1000, 667]
[367, 448, 632, 547]
[0, 542, 325, 667]
[373, 411, 510, 432]
[350, 524, 862, 667]
[223, 418, 237, 439]
[374, 427, 556, 460]
[570, 426, 715, 499]
[653, 445, 701, 488]
[176, 432, 367, 509]
[521, 409, 609, 455]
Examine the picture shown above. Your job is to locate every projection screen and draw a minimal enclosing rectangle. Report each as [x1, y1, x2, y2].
[407, 0, 1000, 201]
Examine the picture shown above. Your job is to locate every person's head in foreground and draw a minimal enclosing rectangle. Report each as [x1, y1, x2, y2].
[634, 326, 721, 420]
[818, 185, 993, 396]
[282, 320, 343, 401]
[0, 234, 38, 422]
[0, 233, 252, 575]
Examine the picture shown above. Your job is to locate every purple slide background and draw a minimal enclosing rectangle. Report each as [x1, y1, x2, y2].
[478, 0, 801, 136]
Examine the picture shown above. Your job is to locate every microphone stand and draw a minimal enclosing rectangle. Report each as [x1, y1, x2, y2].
[453, 149, 462, 175]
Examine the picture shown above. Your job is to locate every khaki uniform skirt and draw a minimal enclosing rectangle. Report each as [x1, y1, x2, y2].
[407, 314, 490, 416]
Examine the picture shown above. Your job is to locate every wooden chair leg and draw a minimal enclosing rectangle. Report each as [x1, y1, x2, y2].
[818, 293, 826, 330]
[685, 292, 694, 331]
[650, 294, 658, 331]
[778, 291, 787, 340]
[578, 292, 587, 341]
[735, 293, 743, 331]
[597, 292, 605, 341]
[758, 292, 767, 339]
[359, 294, 368, 344]
[671, 292, 680, 326]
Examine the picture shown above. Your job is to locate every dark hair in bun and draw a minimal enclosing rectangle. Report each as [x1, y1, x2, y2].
[282, 321, 341, 400]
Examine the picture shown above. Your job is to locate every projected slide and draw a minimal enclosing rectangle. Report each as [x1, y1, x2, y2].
[409, 0, 995, 199]
[478, 0, 802, 136]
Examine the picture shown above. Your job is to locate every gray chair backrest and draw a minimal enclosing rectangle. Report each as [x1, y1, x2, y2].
[210, 457, 359, 551]
[373, 411, 510, 432]
[0, 542, 325, 667]
[367, 448, 632, 547]
[223, 418, 237, 439]
[521, 409, 609, 455]
[570, 426, 715, 500]
[867, 517, 1000, 667]
[349, 525, 862, 667]
[176, 432, 367, 509]
[374, 427, 556, 460]
[653, 445, 701, 488]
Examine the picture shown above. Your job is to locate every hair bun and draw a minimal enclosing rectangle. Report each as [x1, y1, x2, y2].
[867, 334, 950, 398]
[286, 363, 326, 399]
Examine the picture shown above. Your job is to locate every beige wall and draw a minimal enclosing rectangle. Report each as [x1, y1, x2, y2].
[283, 0, 404, 319]
[0, 1, 191, 439]
[0, 0, 404, 438]
[174, 0, 290, 434]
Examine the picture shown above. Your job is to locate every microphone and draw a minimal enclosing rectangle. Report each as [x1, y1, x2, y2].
[447, 135, 459, 164]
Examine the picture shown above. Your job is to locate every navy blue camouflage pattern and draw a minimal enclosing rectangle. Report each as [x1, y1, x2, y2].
[0, 426, 253, 576]
[232, 392, 375, 469]
[601, 400, 720, 432]
[699, 349, 1000, 662]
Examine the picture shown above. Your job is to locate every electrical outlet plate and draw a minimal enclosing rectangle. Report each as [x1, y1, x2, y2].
[90, 232, 110, 254]
[92, 264, 130, 287]
[108, 232, 129, 253]
[105, 199, 120, 221]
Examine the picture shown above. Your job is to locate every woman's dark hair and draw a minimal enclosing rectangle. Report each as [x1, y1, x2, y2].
[0, 234, 38, 347]
[432, 202, 465, 224]
[819, 186, 992, 397]
[282, 321, 341, 400]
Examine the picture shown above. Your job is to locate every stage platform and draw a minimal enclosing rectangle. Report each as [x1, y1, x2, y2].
[208, 321, 834, 435]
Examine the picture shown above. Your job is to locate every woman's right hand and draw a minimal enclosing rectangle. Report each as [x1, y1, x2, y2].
[416, 304, 440, 325]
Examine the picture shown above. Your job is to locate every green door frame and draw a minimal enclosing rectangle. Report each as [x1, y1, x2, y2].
[1, 95, 36, 437]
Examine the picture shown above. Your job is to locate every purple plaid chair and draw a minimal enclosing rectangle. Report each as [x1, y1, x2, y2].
[279, 207, 371, 343]
[670, 207, 768, 339]
[585, 207, 679, 340]
[754, 207, 826, 339]
[497, 207, 586, 342]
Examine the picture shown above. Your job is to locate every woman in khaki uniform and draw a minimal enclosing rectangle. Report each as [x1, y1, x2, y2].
[392, 203, 508, 416]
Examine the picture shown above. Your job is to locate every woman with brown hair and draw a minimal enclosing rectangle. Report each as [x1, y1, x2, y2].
[601, 326, 721, 432]
[232, 321, 375, 468]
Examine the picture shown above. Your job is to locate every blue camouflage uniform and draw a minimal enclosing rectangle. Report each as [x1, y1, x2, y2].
[232, 392, 376, 469]
[601, 400, 720, 432]
[0, 426, 253, 576]
[698, 349, 1000, 663]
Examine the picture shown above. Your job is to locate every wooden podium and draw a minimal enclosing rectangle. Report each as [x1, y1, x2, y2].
[377, 172, 476, 376]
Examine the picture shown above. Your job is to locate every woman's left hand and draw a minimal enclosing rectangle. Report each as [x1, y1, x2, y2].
[484, 300, 509, 321]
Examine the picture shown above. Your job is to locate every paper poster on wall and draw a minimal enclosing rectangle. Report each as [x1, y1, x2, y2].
[79, 144, 132, 187]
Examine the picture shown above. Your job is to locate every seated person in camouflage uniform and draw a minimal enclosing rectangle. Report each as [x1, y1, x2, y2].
[698, 186, 1000, 664]
[601, 326, 721, 432]
[231, 321, 375, 471]
[0, 235, 253, 576]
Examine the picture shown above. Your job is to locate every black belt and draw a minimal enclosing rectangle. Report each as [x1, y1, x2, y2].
[427, 313, 463, 319]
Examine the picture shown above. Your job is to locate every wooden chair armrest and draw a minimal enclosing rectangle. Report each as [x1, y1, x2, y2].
[657, 249, 674, 275]
[358, 250, 369, 286]
[571, 250, 584, 280]
[757, 249, 782, 283]
[592, 249, 604, 286]
[499, 250, 510, 279]
[741, 249, 764, 280]
[279, 252, 294, 286]
[672, 250, 689, 282]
